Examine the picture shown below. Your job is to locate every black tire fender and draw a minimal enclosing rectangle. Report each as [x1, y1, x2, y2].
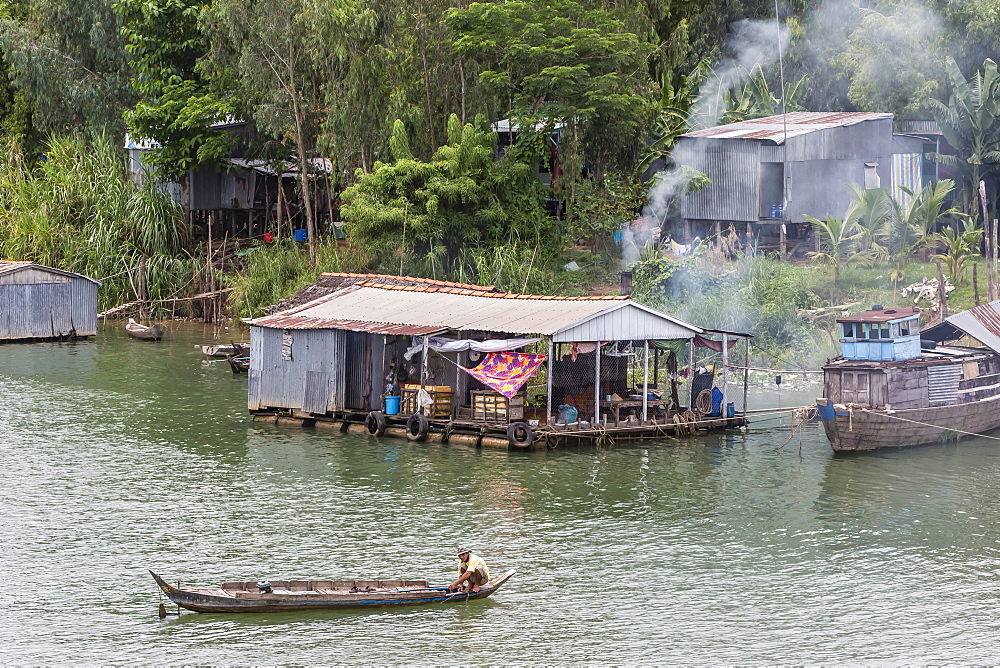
[406, 412, 429, 441]
[507, 421, 533, 449]
[366, 411, 387, 436]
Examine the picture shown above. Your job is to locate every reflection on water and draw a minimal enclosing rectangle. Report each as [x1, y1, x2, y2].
[0, 323, 998, 663]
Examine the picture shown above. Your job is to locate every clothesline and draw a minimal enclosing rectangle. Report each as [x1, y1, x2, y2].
[725, 364, 824, 375]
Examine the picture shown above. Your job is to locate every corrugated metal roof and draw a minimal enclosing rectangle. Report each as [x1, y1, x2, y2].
[0, 260, 101, 285]
[935, 300, 1000, 355]
[837, 307, 921, 323]
[249, 283, 709, 339]
[251, 317, 442, 335]
[680, 112, 893, 143]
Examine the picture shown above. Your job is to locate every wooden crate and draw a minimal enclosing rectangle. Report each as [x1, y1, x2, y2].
[472, 390, 524, 421]
[400, 384, 452, 418]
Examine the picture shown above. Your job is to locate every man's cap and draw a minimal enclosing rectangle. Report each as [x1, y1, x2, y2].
[456, 546, 470, 555]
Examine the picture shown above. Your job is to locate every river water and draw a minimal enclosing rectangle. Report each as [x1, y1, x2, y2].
[1, 323, 998, 664]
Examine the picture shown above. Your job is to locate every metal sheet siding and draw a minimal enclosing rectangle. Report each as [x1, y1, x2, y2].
[551, 304, 697, 342]
[679, 141, 760, 222]
[0, 276, 97, 339]
[891, 153, 922, 208]
[249, 326, 345, 412]
[927, 365, 961, 404]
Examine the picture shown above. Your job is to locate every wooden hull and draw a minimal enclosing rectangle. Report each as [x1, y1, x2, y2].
[822, 393, 1000, 451]
[203, 344, 249, 358]
[227, 355, 249, 374]
[126, 323, 163, 341]
[150, 569, 515, 613]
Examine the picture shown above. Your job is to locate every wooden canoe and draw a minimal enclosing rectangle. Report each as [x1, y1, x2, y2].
[203, 343, 249, 358]
[125, 318, 163, 341]
[149, 569, 515, 613]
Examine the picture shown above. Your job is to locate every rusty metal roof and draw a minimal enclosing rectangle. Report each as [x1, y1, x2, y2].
[0, 260, 101, 284]
[263, 272, 500, 314]
[680, 112, 893, 143]
[929, 300, 1000, 354]
[249, 282, 706, 339]
[837, 307, 921, 323]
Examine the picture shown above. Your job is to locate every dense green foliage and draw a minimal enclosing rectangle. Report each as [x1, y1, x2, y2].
[1, 0, 1000, 358]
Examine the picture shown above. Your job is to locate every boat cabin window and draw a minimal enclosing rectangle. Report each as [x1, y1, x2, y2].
[899, 319, 912, 336]
[842, 322, 865, 338]
[866, 323, 890, 339]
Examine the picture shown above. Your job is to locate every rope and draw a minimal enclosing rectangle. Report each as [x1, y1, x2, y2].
[774, 405, 817, 453]
[851, 406, 1000, 441]
[725, 364, 823, 375]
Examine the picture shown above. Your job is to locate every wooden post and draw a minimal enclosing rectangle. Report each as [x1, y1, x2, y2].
[642, 340, 649, 422]
[975, 262, 981, 306]
[419, 336, 429, 415]
[722, 332, 729, 414]
[546, 339, 554, 425]
[742, 338, 750, 415]
[594, 341, 601, 424]
[779, 223, 787, 258]
[687, 339, 695, 409]
[935, 258, 949, 320]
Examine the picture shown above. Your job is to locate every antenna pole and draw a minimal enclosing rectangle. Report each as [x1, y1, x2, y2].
[775, 0, 789, 239]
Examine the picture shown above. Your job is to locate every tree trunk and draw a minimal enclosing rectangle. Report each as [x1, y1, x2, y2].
[289, 60, 316, 266]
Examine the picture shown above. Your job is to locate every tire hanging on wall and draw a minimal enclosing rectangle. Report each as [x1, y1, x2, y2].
[507, 421, 533, 449]
[406, 412, 429, 441]
[366, 411, 387, 436]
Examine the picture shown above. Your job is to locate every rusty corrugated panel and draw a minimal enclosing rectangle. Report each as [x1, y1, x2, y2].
[250, 315, 442, 335]
[941, 301, 1000, 354]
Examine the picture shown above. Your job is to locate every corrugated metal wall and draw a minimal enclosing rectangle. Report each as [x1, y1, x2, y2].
[891, 153, 922, 208]
[678, 140, 761, 222]
[248, 326, 346, 413]
[0, 276, 97, 340]
[678, 119, 924, 224]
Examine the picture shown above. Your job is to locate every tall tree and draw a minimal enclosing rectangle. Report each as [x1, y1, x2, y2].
[446, 0, 656, 183]
[202, 0, 324, 264]
[0, 0, 135, 134]
[114, 0, 233, 180]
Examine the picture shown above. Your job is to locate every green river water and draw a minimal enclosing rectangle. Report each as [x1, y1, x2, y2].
[1, 323, 998, 664]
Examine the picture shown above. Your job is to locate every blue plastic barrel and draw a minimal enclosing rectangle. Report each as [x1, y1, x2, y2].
[384, 395, 401, 415]
[726, 402, 735, 418]
[293, 228, 308, 242]
[770, 204, 782, 218]
[613, 230, 624, 243]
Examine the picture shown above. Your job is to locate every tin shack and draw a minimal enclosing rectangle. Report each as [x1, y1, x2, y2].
[0, 260, 100, 342]
[674, 112, 925, 256]
[246, 273, 751, 450]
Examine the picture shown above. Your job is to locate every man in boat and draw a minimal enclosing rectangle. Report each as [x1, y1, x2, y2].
[447, 546, 490, 593]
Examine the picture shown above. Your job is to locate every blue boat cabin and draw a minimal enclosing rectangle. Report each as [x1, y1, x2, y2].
[837, 306, 921, 362]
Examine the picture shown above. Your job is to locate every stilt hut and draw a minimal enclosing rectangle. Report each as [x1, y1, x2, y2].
[247, 273, 751, 449]
[0, 261, 100, 342]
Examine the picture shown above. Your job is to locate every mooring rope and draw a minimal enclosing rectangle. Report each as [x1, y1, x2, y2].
[851, 407, 1000, 442]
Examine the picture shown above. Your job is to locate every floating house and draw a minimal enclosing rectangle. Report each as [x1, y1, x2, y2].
[0, 261, 100, 342]
[675, 112, 926, 255]
[247, 273, 751, 450]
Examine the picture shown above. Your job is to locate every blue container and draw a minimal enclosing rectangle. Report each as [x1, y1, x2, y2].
[726, 402, 735, 418]
[293, 228, 308, 242]
[384, 395, 401, 415]
[710, 388, 724, 417]
[613, 230, 624, 243]
[770, 204, 782, 219]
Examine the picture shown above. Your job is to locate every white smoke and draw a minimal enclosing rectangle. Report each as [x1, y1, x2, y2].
[688, 19, 790, 130]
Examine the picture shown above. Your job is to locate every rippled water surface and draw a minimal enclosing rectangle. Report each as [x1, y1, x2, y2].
[1, 324, 999, 663]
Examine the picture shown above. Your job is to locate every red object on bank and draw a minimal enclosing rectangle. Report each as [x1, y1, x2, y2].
[263, 233, 274, 243]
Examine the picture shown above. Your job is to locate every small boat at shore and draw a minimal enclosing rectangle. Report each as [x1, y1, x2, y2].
[203, 343, 249, 358]
[125, 318, 163, 341]
[149, 568, 515, 613]
[818, 302, 1000, 452]
[227, 354, 250, 374]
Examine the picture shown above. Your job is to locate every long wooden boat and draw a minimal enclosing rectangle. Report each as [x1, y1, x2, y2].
[125, 318, 163, 341]
[150, 568, 515, 613]
[818, 303, 1000, 452]
[203, 343, 249, 358]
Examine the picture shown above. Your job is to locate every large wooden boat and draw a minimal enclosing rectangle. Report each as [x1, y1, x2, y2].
[125, 318, 163, 341]
[818, 303, 1000, 452]
[149, 568, 515, 613]
[227, 354, 250, 374]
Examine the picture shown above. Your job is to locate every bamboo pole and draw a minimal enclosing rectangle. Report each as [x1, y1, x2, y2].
[742, 338, 750, 415]
[547, 339, 554, 425]
[642, 341, 649, 422]
[594, 342, 601, 424]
